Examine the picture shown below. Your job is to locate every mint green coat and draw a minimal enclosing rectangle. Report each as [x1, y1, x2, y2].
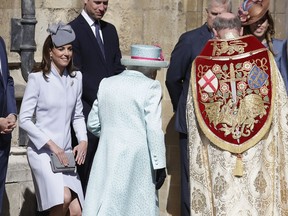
[83, 70, 166, 216]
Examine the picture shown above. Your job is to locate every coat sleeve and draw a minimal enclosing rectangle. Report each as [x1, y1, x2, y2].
[71, 72, 88, 142]
[0, 37, 17, 115]
[279, 39, 288, 93]
[165, 36, 188, 112]
[165, 33, 192, 112]
[6, 75, 17, 115]
[19, 73, 50, 150]
[144, 80, 166, 170]
[87, 99, 101, 137]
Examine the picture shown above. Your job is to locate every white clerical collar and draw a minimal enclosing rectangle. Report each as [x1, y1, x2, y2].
[223, 32, 238, 40]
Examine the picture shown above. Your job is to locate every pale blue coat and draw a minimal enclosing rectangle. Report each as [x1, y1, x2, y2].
[83, 70, 166, 216]
[19, 66, 87, 211]
[267, 39, 288, 93]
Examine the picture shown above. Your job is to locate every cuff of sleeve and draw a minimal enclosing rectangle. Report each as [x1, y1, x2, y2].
[8, 113, 18, 121]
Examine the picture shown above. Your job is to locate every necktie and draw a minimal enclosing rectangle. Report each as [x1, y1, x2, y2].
[95, 21, 105, 58]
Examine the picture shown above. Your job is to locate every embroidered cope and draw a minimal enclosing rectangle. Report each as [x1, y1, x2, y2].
[187, 35, 288, 215]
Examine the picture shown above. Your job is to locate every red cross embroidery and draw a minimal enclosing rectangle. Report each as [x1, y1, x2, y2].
[202, 74, 217, 92]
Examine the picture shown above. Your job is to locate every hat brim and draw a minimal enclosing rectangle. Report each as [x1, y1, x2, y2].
[121, 57, 169, 68]
[242, 10, 269, 26]
[242, 0, 270, 26]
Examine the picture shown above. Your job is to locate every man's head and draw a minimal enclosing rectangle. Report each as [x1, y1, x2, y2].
[206, 0, 232, 29]
[212, 12, 243, 39]
[84, 0, 108, 21]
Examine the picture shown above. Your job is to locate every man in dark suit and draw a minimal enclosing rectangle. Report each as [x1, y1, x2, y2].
[0, 36, 17, 214]
[165, 0, 232, 215]
[69, 0, 125, 194]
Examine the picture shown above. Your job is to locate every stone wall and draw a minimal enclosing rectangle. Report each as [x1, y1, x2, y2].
[1, 0, 287, 215]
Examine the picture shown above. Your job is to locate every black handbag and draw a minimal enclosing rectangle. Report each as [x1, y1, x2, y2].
[50, 152, 76, 173]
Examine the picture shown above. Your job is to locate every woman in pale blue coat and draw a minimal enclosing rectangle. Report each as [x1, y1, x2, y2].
[83, 45, 168, 216]
[239, 0, 288, 93]
[19, 23, 87, 215]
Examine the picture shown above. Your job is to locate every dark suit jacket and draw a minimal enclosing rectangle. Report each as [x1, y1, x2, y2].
[69, 15, 125, 117]
[0, 36, 17, 139]
[0, 36, 17, 214]
[166, 24, 212, 134]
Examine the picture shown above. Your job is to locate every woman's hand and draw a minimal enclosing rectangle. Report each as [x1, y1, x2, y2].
[46, 140, 69, 166]
[73, 140, 88, 165]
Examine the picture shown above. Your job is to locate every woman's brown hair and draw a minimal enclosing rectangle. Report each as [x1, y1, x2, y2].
[243, 11, 276, 55]
[31, 35, 77, 80]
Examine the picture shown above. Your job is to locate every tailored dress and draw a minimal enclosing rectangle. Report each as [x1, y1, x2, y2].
[186, 35, 288, 215]
[83, 70, 166, 216]
[19, 66, 87, 211]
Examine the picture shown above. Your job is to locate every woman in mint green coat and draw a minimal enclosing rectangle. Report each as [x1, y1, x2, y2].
[83, 45, 168, 216]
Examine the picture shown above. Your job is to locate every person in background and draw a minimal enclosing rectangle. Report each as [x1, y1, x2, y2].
[83, 45, 167, 216]
[186, 12, 288, 215]
[19, 22, 87, 216]
[165, 0, 232, 214]
[0, 36, 17, 215]
[238, 0, 288, 92]
[69, 0, 125, 193]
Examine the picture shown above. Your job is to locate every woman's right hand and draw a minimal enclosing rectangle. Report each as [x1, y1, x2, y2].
[46, 140, 69, 166]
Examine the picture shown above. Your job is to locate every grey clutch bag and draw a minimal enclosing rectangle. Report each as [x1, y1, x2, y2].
[50, 152, 76, 173]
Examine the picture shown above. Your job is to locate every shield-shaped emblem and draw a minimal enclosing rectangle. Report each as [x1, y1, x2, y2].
[191, 35, 274, 154]
[198, 69, 218, 93]
[248, 65, 269, 89]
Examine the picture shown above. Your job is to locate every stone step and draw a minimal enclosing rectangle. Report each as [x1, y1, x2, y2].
[2, 146, 36, 216]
